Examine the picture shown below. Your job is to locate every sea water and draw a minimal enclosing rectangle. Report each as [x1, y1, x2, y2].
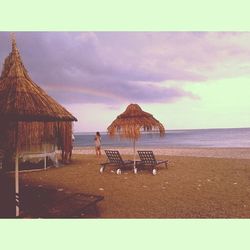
[73, 127, 250, 148]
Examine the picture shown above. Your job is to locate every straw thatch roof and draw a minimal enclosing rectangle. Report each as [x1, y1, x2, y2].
[107, 103, 165, 139]
[0, 37, 76, 158]
[0, 38, 77, 122]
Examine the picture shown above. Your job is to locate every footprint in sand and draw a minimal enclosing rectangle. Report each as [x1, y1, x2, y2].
[99, 188, 104, 191]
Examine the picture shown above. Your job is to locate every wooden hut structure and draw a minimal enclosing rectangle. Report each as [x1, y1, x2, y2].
[0, 37, 77, 216]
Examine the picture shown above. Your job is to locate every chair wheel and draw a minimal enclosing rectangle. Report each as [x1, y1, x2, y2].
[100, 166, 104, 173]
[116, 169, 122, 175]
[152, 169, 157, 175]
[134, 168, 137, 174]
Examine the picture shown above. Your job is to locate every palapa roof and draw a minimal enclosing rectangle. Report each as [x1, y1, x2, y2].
[107, 103, 165, 139]
[0, 38, 77, 122]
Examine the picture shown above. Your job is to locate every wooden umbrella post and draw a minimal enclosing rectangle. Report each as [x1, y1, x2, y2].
[15, 151, 19, 217]
[44, 143, 47, 170]
[133, 138, 138, 174]
[15, 121, 20, 217]
[133, 138, 136, 168]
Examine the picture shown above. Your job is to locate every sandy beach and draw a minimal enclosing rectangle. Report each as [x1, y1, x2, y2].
[16, 147, 250, 218]
[74, 146, 250, 159]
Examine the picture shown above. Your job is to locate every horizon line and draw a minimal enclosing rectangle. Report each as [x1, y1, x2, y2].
[74, 126, 250, 134]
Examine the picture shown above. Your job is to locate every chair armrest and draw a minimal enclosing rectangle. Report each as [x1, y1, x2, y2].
[123, 160, 134, 164]
[156, 160, 168, 167]
[100, 162, 112, 167]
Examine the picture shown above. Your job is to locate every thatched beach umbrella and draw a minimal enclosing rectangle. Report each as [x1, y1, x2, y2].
[0, 37, 77, 217]
[107, 103, 165, 173]
[0, 38, 76, 122]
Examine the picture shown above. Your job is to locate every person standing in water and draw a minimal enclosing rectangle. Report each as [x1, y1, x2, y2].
[94, 132, 101, 157]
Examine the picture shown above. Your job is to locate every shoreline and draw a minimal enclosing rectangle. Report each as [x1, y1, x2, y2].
[73, 146, 250, 159]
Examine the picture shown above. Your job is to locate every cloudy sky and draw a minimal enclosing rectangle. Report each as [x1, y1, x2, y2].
[0, 32, 250, 132]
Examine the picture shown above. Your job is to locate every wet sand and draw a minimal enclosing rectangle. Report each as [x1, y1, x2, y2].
[18, 149, 250, 218]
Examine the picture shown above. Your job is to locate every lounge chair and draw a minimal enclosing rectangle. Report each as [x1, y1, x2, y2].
[100, 150, 134, 175]
[137, 150, 168, 175]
